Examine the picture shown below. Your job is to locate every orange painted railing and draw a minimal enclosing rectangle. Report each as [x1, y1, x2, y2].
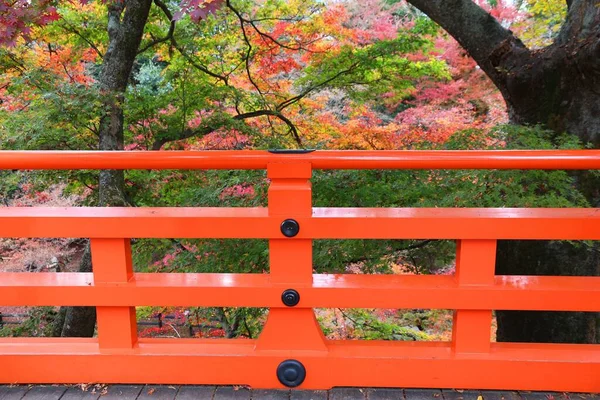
[0, 150, 599, 392]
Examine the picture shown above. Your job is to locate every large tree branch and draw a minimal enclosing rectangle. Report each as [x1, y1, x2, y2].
[143, 0, 229, 83]
[151, 109, 301, 150]
[405, 0, 529, 89]
[276, 62, 359, 111]
[137, 0, 176, 54]
[227, 0, 265, 98]
[556, 0, 600, 51]
[566, 0, 573, 10]
[151, 57, 364, 150]
[150, 0, 228, 83]
[224, 1, 323, 52]
[172, 38, 230, 84]
[59, 22, 104, 58]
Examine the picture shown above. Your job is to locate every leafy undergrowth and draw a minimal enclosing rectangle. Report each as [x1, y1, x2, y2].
[317, 308, 454, 341]
[0, 183, 87, 274]
[0, 182, 88, 337]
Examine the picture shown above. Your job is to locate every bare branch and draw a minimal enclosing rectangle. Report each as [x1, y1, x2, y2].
[138, 0, 176, 54]
[151, 108, 301, 150]
[166, 322, 181, 338]
[246, 19, 303, 51]
[147, 0, 228, 83]
[227, 0, 265, 97]
[59, 22, 104, 58]
[172, 38, 230, 84]
[225, 1, 323, 52]
[270, 111, 302, 145]
[276, 62, 359, 111]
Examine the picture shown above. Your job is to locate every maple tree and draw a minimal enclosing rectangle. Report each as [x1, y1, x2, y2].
[0, 0, 59, 46]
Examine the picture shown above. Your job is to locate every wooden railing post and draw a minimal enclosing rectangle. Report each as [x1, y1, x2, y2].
[255, 162, 327, 352]
[452, 239, 496, 353]
[90, 238, 138, 350]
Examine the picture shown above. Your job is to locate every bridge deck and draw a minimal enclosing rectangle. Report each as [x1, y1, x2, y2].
[0, 386, 596, 400]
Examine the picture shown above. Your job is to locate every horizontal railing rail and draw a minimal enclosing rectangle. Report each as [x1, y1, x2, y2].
[0, 150, 598, 392]
[2, 207, 600, 239]
[2, 149, 600, 169]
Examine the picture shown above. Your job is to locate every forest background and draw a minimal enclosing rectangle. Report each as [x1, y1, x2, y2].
[0, 0, 598, 344]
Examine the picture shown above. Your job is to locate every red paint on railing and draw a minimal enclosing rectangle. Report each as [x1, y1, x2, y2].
[0, 151, 598, 392]
[1, 149, 600, 170]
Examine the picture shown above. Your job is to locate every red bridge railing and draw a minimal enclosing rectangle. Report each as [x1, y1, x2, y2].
[0, 150, 599, 392]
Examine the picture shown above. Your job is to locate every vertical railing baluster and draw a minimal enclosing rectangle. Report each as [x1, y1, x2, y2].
[452, 239, 496, 353]
[256, 162, 327, 353]
[90, 238, 138, 350]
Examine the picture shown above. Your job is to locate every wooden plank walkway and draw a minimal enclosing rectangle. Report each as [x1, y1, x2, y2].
[0, 386, 596, 400]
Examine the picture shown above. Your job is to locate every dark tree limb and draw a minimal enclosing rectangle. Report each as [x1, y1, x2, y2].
[137, 0, 176, 54]
[150, 0, 228, 83]
[276, 62, 359, 111]
[150, 48, 362, 149]
[225, 1, 323, 52]
[151, 108, 301, 150]
[556, 0, 600, 45]
[171, 38, 230, 84]
[405, 0, 530, 91]
[59, 22, 104, 58]
[227, 0, 265, 97]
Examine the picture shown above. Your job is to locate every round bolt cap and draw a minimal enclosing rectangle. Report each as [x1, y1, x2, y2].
[280, 219, 300, 237]
[281, 289, 300, 307]
[276, 359, 306, 388]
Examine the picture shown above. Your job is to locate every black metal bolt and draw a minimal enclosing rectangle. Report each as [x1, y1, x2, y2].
[281, 289, 300, 307]
[276, 359, 306, 388]
[280, 219, 300, 237]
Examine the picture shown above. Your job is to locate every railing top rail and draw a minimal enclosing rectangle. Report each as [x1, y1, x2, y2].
[1, 150, 600, 170]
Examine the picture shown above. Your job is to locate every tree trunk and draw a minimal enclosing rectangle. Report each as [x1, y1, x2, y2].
[59, 0, 152, 337]
[405, 0, 600, 343]
[58, 246, 96, 337]
[495, 241, 598, 343]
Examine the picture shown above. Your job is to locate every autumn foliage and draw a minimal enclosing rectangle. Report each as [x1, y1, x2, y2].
[1, 0, 584, 340]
